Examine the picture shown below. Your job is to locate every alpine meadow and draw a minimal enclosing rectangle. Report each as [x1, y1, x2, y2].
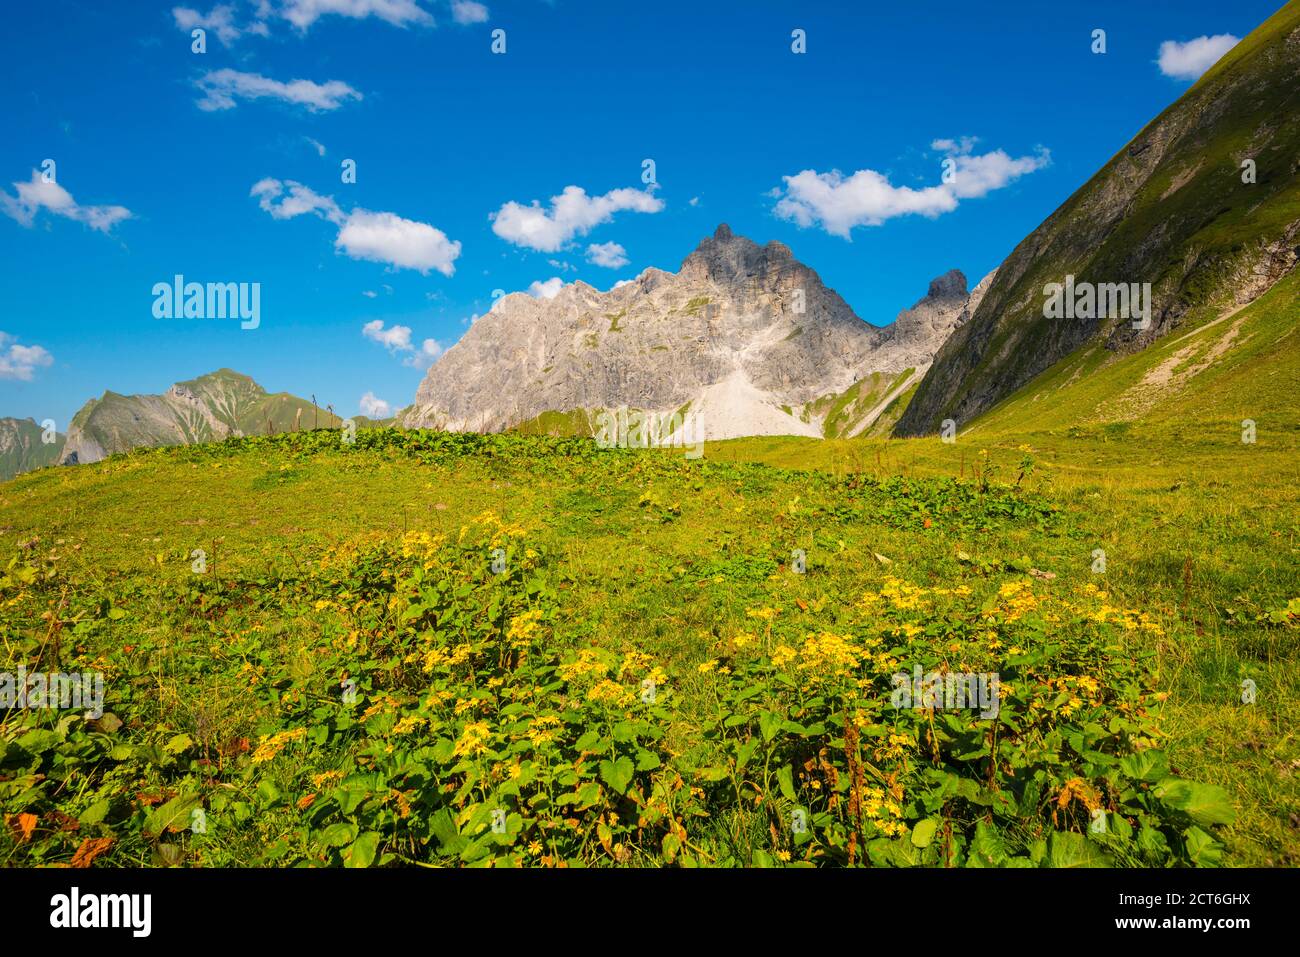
[0, 0, 1297, 901]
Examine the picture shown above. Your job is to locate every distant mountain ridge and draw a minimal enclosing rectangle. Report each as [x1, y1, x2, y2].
[59, 369, 345, 466]
[0, 417, 65, 482]
[404, 224, 990, 440]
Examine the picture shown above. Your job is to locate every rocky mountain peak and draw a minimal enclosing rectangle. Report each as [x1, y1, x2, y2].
[404, 224, 987, 441]
[679, 224, 802, 285]
[926, 269, 969, 301]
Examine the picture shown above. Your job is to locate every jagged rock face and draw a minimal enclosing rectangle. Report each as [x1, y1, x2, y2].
[0, 417, 64, 481]
[895, 4, 1300, 437]
[404, 225, 981, 440]
[59, 369, 334, 465]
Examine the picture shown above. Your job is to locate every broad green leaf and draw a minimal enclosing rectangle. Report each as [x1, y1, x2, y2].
[910, 818, 939, 848]
[344, 831, 380, 868]
[145, 794, 202, 837]
[599, 755, 634, 795]
[1154, 778, 1235, 826]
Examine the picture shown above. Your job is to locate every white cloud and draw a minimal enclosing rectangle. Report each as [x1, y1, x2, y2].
[451, 1, 488, 24]
[251, 177, 343, 222]
[362, 321, 443, 369]
[252, 178, 461, 275]
[280, 0, 434, 30]
[528, 277, 564, 299]
[611, 279, 634, 290]
[336, 209, 461, 276]
[195, 69, 362, 112]
[586, 241, 628, 269]
[491, 185, 664, 252]
[305, 136, 327, 156]
[688, 196, 700, 207]
[1157, 34, 1240, 81]
[0, 333, 54, 381]
[1, 170, 132, 234]
[773, 140, 1049, 238]
[359, 391, 392, 417]
[362, 289, 378, 298]
[362, 319, 412, 352]
[403, 338, 444, 369]
[172, 4, 269, 45]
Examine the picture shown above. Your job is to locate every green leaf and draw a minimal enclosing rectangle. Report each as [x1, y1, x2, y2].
[776, 765, 797, 802]
[634, 749, 660, 772]
[79, 797, 112, 825]
[1154, 779, 1235, 826]
[910, 818, 939, 848]
[1183, 825, 1224, 867]
[966, 821, 1008, 867]
[318, 822, 358, 848]
[662, 832, 681, 863]
[344, 831, 380, 868]
[145, 794, 202, 837]
[1045, 830, 1109, 868]
[599, 755, 635, 795]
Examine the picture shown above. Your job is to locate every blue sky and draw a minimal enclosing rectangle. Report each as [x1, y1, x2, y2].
[0, 0, 1281, 426]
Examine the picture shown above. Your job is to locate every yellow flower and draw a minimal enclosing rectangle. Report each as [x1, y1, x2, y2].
[453, 722, 492, 757]
[251, 727, 307, 764]
[587, 679, 634, 706]
[697, 659, 719, 674]
[771, 644, 797, 668]
[507, 609, 544, 643]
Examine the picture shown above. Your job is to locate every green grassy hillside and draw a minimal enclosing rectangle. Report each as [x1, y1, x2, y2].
[898, 0, 1300, 436]
[1, 423, 1291, 868]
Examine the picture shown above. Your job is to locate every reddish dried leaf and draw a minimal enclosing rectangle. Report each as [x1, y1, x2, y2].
[70, 836, 115, 868]
[14, 812, 38, 843]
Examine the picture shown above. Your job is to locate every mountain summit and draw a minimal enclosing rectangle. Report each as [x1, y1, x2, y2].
[59, 370, 340, 465]
[404, 226, 986, 440]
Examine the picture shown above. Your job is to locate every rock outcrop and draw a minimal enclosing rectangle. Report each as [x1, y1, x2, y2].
[405, 225, 983, 440]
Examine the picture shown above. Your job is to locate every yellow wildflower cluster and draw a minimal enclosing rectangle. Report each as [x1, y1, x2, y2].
[251, 727, 307, 764]
[1045, 674, 1105, 717]
[1075, 584, 1165, 634]
[316, 534, 384, 571]
[399, 530, 446, 563]
[393, 714, 428, 735]
[311, 770, 344, 789]
[458, 510, 529, 547]
[556, 648, 610, 683]
[237, 661, 265, 687]
[423, 642, 474, 673]
[587, 679, 634, 706]
[873, 732, 913, 762]
[507, 609, 544, 646]
[361, 695, 400, 721]
[863, 786, 906, 831]
[527, 714, 561, 747]
[995, 581, 1041, 621]
[797, 631, 865, 676]
[453, 721, 492, 757]
[879, 577, 928, 611]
